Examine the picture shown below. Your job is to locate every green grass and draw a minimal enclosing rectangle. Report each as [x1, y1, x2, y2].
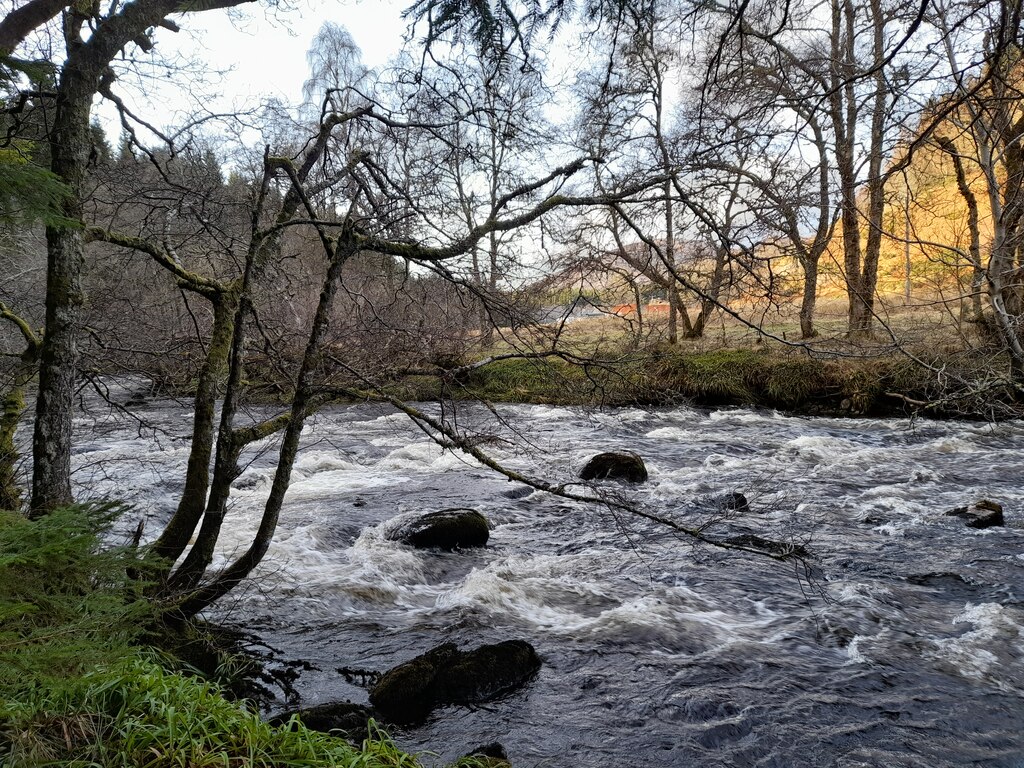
[443, 344, 1010, 417]
[4, 655, 423, 767]
[0, 504, 431, 768]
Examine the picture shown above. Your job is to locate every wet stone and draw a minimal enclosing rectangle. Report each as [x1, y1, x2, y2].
[369, 640, 542, 725]
[723, 533, 810, 559]
[944, 499, 1004, 529]
[503, 485, 534, 499]
[706, 491, 750, 513]
[580, 451, 648, 483]
[387, 508, 490, 550]
[460, 742, 512, 767]
[268, 701, 374, 742]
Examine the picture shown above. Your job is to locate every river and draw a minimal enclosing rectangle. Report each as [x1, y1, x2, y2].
[72, 397, 1024, 767]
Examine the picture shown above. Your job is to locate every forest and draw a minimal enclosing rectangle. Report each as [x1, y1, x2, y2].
[1, 0, 1023, 765]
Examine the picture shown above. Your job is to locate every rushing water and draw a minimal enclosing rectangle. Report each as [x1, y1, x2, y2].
[71, 396, 1024, 767]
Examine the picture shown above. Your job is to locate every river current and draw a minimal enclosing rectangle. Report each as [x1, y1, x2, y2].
[71, 397, 1024, 767]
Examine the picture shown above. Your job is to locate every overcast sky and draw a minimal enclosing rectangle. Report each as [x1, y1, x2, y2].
[178, 0, 411, 100]
[97, 0, 415, 143]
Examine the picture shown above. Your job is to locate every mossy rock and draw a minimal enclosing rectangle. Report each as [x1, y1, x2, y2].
[269, 701, 374, 741]
[433, 640, 541, 703]
[580, 451, 648, 483]
[452, 743, 512, 767]
[369, 641, 541, 726]
[388, 509, 490, 550]
[369, 643, 459, 725]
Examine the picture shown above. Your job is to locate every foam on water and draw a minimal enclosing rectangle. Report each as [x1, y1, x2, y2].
[707, 409, 780, 425]
[928, 603, 1024, 689]
[645, 426, 691, 440]
[378, 442, 481, 472]
[293, 451, 364, 475]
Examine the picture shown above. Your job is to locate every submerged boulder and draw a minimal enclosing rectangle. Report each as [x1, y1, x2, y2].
[707, 491, 750, 514]
[503, 485, 534, 500]
[388, 508, 490, 550]
[369, 640, 541, 725]
[580, 451, 648, 483]
[945, 499, 1004, 529]
[269, 701, 374, 741]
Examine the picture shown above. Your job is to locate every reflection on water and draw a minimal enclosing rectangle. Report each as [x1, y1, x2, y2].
[72, 400, 1024, 767]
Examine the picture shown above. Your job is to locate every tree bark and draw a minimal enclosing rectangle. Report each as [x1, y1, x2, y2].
[0, 307, 39, 512]
[149, 292, 236, 564]
[799, 258, 820, 339]
[30, 76, 91, 516]
[28, 0, 256, 516]
[175, 233, 358, 620]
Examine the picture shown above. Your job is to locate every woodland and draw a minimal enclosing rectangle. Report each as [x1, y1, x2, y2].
[1, 0, 1024, 764]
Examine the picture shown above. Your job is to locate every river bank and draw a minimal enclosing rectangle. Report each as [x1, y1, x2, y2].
[398, 346, 1023, 420]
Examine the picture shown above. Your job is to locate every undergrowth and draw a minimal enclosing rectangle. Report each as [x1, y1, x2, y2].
[444, 346, 1009, 417]
[0, 504, 432, 768]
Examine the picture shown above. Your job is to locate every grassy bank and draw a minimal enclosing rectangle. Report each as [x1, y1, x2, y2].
[0, 505, 486, 768]
[400, 346, 1020, 419]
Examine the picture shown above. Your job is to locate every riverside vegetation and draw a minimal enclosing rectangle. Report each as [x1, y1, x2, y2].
[0, 503, 499, 768]
[387, 342, 1020, 421]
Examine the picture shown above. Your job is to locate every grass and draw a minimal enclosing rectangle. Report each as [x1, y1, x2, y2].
[5, 656, 424, 767]
[409, 288, 1022, 419]
[0, 504, 441, 768]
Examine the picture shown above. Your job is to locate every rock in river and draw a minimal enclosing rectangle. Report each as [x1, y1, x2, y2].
[369, 640, 542, 725]
[387, 508, 490, 550]
[460, 743, 512, 767]
[723, 533, 810, 559]
[579, 451, 648, 483]
[945, 499, 1004, 529]
[707, 491, 750, 513]
[268, 701, 374, 741]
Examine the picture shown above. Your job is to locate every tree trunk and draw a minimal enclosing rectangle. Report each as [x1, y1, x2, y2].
[26, 0, 257, 517]
[0, 353, 37, 511]
[830, 0, 871, 340]
[799, 257, 820, 339]
[855, 0, 889, 339]
[689, 244, 729, 339]
[174, 234, 359, 620]
[30, 82, 91, 516]
[149, 293, 236, 565]
[483, 231, 499, 345]
[664, 180, 678, 345]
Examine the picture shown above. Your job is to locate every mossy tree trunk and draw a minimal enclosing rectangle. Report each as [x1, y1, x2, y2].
[0, 304, 40, 512]
[27, 0, 257, 517]
[149, 292, 236, 566]
[175, 231, 359, 619]
[30, 83, 90, 516]
[799, 259, 820, 340]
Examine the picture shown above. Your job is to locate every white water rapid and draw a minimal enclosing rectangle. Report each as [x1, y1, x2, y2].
[70, 395, 1024, 767]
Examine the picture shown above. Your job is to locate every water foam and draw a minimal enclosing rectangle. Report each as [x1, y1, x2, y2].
[928, 602, 1024, 688]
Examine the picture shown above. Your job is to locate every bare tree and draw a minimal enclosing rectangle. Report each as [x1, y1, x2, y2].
[919, 1, 1024, 386]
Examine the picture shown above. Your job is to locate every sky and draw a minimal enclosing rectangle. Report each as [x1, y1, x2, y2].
[175, 0, 411, 99]
[96, 0, 415, 144]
